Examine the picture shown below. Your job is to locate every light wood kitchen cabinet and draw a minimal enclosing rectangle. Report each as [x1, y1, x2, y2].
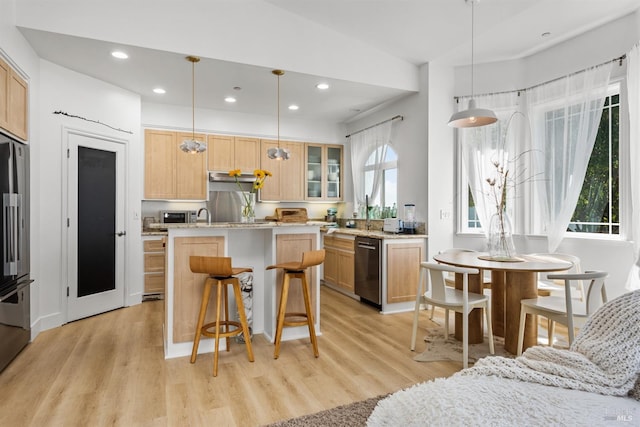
[0, 57, 28, 141]
[275, 233, 318, 315]
[207, 135, 260, 173]
[322, 234, 354, 293]
[173, 236, 225, 343]
[305, 144, 343, 201]
[143, 237, 166, 296]
[144, 129, 207, 200]
[176, 132, 208, 199]
[260, 139, 304, 201]
[386, 241, 425, 304]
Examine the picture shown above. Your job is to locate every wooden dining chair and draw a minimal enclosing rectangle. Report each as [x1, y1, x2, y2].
[411, 262, 495, 368]
[516, 270, 608, 356]
[430, 248, 491, 320]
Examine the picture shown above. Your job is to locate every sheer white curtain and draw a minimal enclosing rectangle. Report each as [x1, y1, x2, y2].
[527, 62, 613, 252]
[626, 43, 640, 291]
[349, 121, 392, 209]
[459, 92, 522, 237]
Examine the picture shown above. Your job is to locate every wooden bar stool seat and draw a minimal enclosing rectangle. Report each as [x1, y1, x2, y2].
[266, 249, 325, 359]
[189, 256, 254, 376]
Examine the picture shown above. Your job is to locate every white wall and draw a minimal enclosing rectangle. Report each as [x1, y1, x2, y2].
[452, 10, 640, 299]
[36, 60, 143, 332]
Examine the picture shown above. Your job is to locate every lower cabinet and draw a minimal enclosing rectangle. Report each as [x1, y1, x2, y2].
[322, 234, 355, 293]
[386, 241, 424, 304]
[173, 236, 225, 343]
[143, 237, 166, 298]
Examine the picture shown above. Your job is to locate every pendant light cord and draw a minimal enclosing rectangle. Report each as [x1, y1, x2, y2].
[192, 59, 195, 140]
[471, 0, 475, 99]
[277, 72, 280, 148]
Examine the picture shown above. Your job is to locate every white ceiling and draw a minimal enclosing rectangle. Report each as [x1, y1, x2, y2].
[15, 0, 640, 123]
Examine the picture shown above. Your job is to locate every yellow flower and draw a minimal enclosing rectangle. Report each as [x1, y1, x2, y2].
[229, 169, 241, 177]
[254, 169, 266, 179]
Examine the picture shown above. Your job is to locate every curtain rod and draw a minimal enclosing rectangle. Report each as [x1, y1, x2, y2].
[345, 115, 404, 138]
[454, 54, 626, 102]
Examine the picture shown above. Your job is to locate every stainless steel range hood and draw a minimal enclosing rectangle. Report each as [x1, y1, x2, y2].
[209, 172, 255, 182]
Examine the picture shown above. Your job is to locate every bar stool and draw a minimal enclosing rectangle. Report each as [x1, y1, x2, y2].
[266, 249, 325, 359]
[189, 256, 254, 376]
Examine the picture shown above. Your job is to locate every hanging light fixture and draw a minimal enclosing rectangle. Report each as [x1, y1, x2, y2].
[267, 69, 290, 160]
[180, 56, 207, 153]
[448, 0, 497, 128]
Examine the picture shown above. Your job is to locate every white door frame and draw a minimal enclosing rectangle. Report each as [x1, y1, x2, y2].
[61, 127, 128, 322]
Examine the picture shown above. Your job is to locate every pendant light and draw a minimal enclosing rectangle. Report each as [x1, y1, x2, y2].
[448, 0, 497, 128]
[180, 56, 207, 153]
[267, 69, 290, 160]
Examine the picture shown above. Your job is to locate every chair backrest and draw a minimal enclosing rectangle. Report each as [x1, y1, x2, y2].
[438, 248, 478, 254]
[299, 249, 326, 269]
[531, 253, 581, 282]
[189, 256, 233, 277]
[420, 262, 479, 301]
[547, 270, 608, 317]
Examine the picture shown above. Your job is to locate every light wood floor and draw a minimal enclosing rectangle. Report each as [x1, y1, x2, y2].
[0, 286, 460, 427]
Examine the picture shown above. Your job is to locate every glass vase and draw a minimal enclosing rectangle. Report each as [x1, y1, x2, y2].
[487, 210, 517, 261]
[241, 193, 256, 223]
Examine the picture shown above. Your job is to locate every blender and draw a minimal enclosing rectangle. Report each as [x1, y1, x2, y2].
[403, 203, 416, 234]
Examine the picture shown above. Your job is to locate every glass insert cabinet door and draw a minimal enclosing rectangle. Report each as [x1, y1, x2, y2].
[306, 145, 323, 198]
[326, 146, 341, 199]
[305, 144, 343, 200]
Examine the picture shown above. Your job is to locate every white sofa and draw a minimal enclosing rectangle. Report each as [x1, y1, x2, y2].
[368, 290, 640, 426]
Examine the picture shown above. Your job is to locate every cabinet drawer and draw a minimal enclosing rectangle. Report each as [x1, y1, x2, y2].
[144, 253, 165, 272]
[144, 273, 165, 293]
[333, 237, 354, 252]
[324, 235, 354, 252]
[144, 239, 165, 252]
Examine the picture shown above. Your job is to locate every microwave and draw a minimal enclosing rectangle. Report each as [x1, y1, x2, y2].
[160, 210, 197, 224]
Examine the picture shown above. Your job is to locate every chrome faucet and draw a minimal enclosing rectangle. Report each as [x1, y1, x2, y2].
[365, 194, 371, 231]
[197, 207, 211, 225]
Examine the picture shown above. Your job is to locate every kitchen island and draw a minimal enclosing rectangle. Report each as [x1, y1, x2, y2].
[153, 222, 322, 359]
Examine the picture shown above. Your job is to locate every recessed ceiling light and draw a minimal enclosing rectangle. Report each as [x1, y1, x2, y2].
[288, 105, 299, 111]
[225, 97, 237, 103]
[153, 88, 166, 94]
[316, 83, 329, 90]
[111, 51, 128, 59]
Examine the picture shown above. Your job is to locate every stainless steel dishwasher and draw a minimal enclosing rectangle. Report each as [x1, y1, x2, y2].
[354, 236, 381, 307]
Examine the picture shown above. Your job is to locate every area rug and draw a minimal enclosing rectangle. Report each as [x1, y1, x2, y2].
[265, 394, 387, 427]
[413, 326, 568, 363]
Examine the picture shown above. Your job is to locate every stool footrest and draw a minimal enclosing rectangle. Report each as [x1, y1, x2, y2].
[201, 320, 244, 339]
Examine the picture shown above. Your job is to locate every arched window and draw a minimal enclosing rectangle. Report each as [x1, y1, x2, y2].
[363, 145, 397, 216]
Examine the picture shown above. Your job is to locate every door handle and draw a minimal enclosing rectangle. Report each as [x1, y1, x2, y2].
[116, 231, 126, 237]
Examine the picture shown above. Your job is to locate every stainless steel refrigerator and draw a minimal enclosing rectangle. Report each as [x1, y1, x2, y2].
[0, 133, 31, 373]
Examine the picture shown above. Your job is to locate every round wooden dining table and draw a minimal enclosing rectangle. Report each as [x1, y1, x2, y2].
[432, 251, 573, 354]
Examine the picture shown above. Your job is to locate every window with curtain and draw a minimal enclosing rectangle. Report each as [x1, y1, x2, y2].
[567, 88, 620, 235]
[363, 145, 397, 215]
[457, 65, 622, 250]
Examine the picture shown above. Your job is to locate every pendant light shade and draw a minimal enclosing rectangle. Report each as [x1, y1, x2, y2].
[448, 0, 497, 128]
[267, 69, 290, 160]
[180, 56, 207, 154]
[448, 98, 497, 128]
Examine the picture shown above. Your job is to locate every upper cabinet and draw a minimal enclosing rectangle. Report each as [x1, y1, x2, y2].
[207, 135, 260, 173]
[144, 129, 207, 200]
[305, 144, 343, 201]
[260, 139, 304, 201]
[0, 57, 28, 141]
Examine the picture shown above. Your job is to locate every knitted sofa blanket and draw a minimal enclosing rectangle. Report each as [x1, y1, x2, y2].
[459, 289, 640, 396]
